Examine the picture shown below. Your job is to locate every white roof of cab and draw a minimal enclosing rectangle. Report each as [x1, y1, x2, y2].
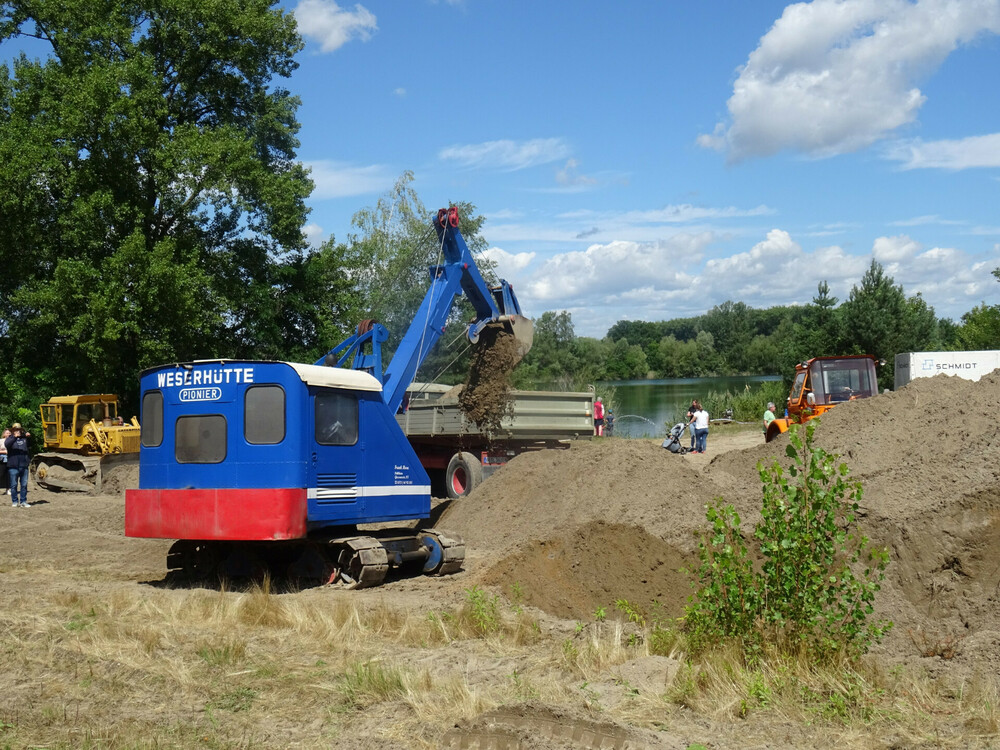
[285, 362, 383, 392]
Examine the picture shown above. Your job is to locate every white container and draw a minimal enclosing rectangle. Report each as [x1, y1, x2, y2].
[894, 350, 1000, 390]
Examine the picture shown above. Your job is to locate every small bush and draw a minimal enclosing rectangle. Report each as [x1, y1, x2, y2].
[340, 662, 407, 708]
[700, 381, 787, 424]
[684, 422, 892, 661]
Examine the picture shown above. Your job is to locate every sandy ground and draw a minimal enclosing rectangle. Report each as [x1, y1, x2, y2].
[1, 373, 998, 748]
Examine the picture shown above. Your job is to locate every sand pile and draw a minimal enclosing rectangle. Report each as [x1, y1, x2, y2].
[440, 372, 1000, 671]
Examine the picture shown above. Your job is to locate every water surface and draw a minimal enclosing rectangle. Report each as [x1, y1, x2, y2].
[599, 375, 781, 438]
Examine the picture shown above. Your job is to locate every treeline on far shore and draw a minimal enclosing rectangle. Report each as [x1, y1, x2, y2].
[504, 261, 1000, 393]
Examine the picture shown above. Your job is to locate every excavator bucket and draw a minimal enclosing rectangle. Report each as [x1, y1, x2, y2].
[471, 315, 534, 369]
[496, 314, 533, 362]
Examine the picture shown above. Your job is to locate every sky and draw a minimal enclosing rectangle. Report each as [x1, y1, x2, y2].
[282, 0, 1000, 337]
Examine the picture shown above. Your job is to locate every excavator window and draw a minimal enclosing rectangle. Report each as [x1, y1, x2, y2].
[175, 415, 227, 463]
[61, 407, 73, 434]
[245, 385, 285, 445]
[315, 391, 358, 446]
[141, 391, 163, 447]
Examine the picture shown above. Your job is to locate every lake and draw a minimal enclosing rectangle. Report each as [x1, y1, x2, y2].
[598, 375, 782, 438]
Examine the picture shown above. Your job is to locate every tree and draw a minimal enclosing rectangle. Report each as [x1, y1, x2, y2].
[956, 304, 1000, 349]
[839, 261, 940, 387]
[345, 174, 499, 384]
[0, 0, 317, 411]
[953, 268, 1000, 350]
[701, 301, 754, 373]
[602, 338, 649, 380]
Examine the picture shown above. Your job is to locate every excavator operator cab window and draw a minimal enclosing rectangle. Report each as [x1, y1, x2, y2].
[61, 407, 73, 435]
[315, 391, 359, 446]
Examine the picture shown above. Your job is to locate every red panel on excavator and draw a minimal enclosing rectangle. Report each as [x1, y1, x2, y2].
[125, 488, 308, 540]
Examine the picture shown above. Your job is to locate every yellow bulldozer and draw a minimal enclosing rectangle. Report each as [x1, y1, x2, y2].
[31, 394, 140, 492]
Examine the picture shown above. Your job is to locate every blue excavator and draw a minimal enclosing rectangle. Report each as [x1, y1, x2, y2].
[125, 207, 532, 587]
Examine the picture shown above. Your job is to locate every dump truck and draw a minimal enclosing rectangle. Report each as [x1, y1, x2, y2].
[765, 355, 879, 443]
[399, 383, 593, 498]
[126, 207, 533, 588]
[31, 394, 140, 492]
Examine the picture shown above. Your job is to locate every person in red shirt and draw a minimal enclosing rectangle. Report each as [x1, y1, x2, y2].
[594, 397, 605, 436]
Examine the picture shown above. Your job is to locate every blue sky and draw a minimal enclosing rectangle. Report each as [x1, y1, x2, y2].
[286, 0, 1000, 337]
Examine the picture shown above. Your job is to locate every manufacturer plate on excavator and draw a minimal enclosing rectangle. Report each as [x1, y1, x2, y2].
[179, 387, 223, 402]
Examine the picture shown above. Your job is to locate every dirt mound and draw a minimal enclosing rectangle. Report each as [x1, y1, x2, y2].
[481, 521, 693, 620]
[709, 372, 1000, 520]
[441, 440, 722, 554]
[102, 462, 139, 496]
[443, 372, 1000, 671]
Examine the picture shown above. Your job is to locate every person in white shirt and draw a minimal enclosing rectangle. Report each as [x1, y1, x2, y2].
[688, 405, 710, 454]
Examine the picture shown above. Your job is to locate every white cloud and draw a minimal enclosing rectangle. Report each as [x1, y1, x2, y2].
[513, 234, 715, 304]
[705, 230, 869, 301]
[872, 234, 921, 263]
[701, 0, 1000, 161]
[884, 133, 1000, 169]
[305, 160, 395, 198]
[554, 159, 598, 190]
[302, 223, 325, 246]
[393, 87, 407, 97]
[888, 214, 964, 227]
[486, 203, 773, 246]
[482, 248, 536, 287]
[487, 224, 994, 337]
[438, 138, 571, 171]
[293, 0, 377, 53]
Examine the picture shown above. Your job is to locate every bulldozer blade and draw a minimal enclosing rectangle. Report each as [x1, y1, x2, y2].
[36, 475, 95, 493]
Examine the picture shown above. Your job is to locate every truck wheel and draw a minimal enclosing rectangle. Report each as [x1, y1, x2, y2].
[446, 452, 483, 499]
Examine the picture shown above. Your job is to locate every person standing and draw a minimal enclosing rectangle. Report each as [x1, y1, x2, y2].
[0, 429, 8, 495]
[685, 401, 698, 451]
[690, 404, 710, 454]
[763, 402, 776, 436]
[593, 397, 605, 436]
[5, 423, 32, 508]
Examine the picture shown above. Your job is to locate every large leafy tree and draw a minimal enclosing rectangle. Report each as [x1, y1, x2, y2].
[344, 173, 498, 385]
[0, 0, 317, 411]
[840, 261, 940, 387]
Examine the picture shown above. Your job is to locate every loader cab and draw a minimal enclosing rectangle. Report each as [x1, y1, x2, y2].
[787, 355, 878, 418]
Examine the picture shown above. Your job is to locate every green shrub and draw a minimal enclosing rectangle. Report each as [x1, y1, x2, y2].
[684, 422, 892, 662]
[700, 380, 787, 423]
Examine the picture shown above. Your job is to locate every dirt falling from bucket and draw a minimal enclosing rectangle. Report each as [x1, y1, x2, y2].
[458, 327, 520, 436]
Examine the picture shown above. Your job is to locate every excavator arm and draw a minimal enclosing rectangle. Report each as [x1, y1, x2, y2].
[316, 207, 533, 415]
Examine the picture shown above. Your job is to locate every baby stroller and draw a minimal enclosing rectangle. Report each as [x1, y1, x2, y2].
[662, 422, 688, 454]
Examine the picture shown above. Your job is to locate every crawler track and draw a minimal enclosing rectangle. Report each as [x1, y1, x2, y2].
[164, 528, 465, 589]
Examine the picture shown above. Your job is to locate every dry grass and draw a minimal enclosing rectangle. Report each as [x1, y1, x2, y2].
[0, 573, 997, 749]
